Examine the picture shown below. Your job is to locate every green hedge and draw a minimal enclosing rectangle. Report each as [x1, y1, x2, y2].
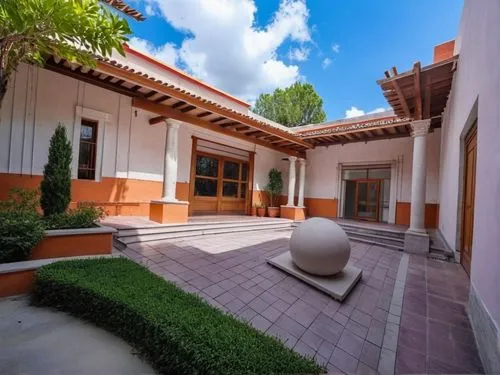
[33, 258, 324, 375]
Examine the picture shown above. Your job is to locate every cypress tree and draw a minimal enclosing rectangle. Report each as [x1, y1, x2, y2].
[40, 124, 72, 216]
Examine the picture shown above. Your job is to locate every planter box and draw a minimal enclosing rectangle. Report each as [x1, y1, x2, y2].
[30, 225, 116, 260]
[0, 255, 118, 297]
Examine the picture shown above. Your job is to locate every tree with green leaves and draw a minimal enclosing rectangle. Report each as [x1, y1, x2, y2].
[40, 124, 73, 216]
[253, 82, 327, 127]
[0, 0, 131, 107]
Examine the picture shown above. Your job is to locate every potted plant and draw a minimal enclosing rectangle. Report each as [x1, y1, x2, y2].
[265, 168, 283, 218]
[256, 204, 266, 217]
[250, 204, 257, 216]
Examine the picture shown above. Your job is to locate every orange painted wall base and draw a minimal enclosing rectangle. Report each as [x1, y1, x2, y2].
[0, 270, 35, 297]
[304, 197, 338, 218]
[149, 200, 189, 223]
[395, 202, 439, 228]
[280, 206, 306, 221]
[30, 232, 113, 260]
[0, 173, 190, 217]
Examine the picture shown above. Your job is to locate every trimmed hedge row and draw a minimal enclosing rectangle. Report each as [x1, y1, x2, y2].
[33, 258, 324, 375]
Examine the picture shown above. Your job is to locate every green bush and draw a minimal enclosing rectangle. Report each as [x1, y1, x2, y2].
[265, 168, 283, 207]
[40, 124, 72, 216]
[43, 205, 104, 230]
[0, 211, 44, 263]
[33, 258, 324, 375]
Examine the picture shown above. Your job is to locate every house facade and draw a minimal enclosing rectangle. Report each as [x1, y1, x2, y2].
[0, 0, 498, 370]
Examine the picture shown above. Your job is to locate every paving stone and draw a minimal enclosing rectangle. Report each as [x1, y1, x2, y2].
[351, 309, 372, 328]
[250, 314, 272, 332]
[346, 319, 369, 339]
[330, 347, 359, 374]
[261, 306, 282, 323]
[338, 329, 364, 358]
[359, 341, 380, 369]
[275, 314, 307, 338]
[300, 330, 324, 351]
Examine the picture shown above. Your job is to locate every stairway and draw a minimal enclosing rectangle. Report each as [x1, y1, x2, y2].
[334, 221, 454, 261]
[113, 218, 294, 249]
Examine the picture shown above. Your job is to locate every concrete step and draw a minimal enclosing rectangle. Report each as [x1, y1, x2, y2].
[337, 223, 405, 240]
[116, 221, 294, 245]
[343, 229, 404, 247]
[117, 218, 292, 237]
[347, 235, 404, 251]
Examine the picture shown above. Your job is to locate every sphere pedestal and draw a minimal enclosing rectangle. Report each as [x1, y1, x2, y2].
[266, 218, 362, 302]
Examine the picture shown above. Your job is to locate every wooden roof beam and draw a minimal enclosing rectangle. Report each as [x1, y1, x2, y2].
[413, 62, 422, 120]
[135, 99, 303, 157]
[390, 76, 411, 118]
[97, 61, 312, 149]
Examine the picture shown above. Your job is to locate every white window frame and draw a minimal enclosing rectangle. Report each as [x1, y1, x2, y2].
[72, 106, 111, 181]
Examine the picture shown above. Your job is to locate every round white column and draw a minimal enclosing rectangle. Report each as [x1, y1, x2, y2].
[408, 119, 431, 233]
[297, 158, 306, 207]
[162, 119, 182, 202]
[286, 156, 297, 207]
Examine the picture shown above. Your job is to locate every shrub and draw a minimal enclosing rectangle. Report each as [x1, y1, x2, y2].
[33, 258, 324, 375]
[265, 168, 283, 207]
[0, 187, 40, 213]
[0, 211, 44, 263]
[40, 124, 72, 216]
[43, 205, 104, 230]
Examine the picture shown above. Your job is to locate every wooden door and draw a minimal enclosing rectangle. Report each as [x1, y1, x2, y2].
[189, 151, 250, 215]
[354, 180, 380, 222]
[461, 124, 477, 275]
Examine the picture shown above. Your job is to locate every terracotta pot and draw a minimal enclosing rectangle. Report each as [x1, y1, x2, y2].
[257, 207, 266, 217]
[250, 206, 257, 216]
[267, 207, 280, 218]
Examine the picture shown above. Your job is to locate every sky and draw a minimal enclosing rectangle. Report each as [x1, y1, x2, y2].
[126, 0, 463, 121]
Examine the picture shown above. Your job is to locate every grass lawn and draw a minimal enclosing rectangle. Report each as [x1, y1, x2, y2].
[33, 258, 324, 375]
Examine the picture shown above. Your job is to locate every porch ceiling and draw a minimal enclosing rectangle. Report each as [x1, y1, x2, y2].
[101, 0, 145, 21]
[295, 115, 413, 147]
[43, 56, 312, 157]
[377, 55, 458, 126]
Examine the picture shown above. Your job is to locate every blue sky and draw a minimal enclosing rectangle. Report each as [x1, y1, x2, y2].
[127, 0, 463, 121]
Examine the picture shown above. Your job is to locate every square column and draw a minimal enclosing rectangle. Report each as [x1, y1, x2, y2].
[404, 119, 431, 253]
[281, 156, 305, 220]
[149, 118, 188, 224]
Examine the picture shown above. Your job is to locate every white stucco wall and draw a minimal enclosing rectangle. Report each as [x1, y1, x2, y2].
[438, 0, 500, 327]
[0, 63, 286, 191]
[304, 131, 441, 204]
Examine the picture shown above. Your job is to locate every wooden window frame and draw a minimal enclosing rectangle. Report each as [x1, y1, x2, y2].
[77, 119, 99, 180]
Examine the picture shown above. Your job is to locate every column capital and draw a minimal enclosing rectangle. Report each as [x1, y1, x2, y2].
[410, 119, 431, 137]
[165, 118, 182, 129]
[298, 158, 306, 165]
[288, 156, 298, 162]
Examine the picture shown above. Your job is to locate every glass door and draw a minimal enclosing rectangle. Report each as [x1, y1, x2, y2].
[354, 180, 380, 221]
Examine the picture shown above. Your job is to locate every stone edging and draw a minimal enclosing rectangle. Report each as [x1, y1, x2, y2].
[0, 254, 121, 274]
[44, 223, 117, 237]
[378, 253, 409, 375]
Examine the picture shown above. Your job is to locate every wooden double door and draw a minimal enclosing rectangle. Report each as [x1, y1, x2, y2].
[461, 124, 477, 275]
[189, 151, 251, 215]
[354, 179, 381, 222]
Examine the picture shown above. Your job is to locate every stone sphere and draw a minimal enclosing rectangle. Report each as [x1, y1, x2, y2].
[289, 218, 351, 276]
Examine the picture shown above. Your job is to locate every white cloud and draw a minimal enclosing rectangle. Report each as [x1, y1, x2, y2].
[128, 36, 178, 66]
[331, 43, 340, 53]
[144, 4, 156, 16]
[138, 0, 312, 102]
[322, 57, 332, 69]
[288, 46, 310, 62]
[344, 106, 388, 119]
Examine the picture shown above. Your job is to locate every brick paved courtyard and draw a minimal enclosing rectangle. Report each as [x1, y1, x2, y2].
[120, 230, 484, 374]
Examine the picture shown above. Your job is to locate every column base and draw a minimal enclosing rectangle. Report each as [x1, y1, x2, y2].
[149, 200, 189, 224]
[404, 229, 430, 254]
[280, 205, 306, 221]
